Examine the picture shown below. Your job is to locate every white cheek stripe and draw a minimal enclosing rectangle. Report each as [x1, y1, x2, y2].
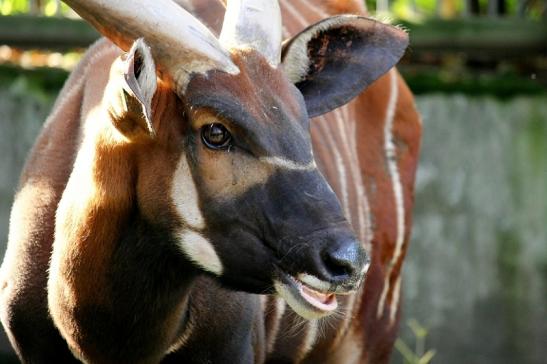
[260, 156, 317, 171]
[176, 230, 223, 275]
[376, 70, 405, 323]
[172, 155, 205, 230]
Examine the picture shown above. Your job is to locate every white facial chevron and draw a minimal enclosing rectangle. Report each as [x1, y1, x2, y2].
[260, 156, 317, 171]
[171, 154, 223, 275]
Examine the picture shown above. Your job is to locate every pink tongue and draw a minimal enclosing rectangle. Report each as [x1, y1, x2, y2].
[299, 285, 338, 311]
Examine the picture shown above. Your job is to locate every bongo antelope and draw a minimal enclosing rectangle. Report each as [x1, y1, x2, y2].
[0, 0, 421, 363]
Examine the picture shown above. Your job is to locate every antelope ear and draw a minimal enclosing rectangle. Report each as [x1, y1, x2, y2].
[281, 16, 408, 118]
[107, 38, 157, 140]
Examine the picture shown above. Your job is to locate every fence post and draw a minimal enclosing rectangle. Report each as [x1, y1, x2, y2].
[488, 0, 507, 16]
[377, 0, 390, 14]
[55, 0, 62, 16]
[29, 0, 40, 16]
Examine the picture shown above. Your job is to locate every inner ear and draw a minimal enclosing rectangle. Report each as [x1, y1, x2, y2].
[282, 16, 408, 118]
[133, 49, 144, 79]
[123, 38, 157, 129]
[107, 38, 158, 140]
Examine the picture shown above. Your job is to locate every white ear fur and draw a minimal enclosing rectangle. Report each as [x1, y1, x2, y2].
[281, 15, 409, 118]
[282, 16, 351, 84]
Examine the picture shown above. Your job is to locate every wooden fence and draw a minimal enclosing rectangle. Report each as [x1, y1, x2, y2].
[1, 0, 545, 19]
[0, 0, 545, 57]
[0, 0, 545, 95]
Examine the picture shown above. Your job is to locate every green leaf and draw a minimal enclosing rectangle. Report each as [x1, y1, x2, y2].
[418, 350, 436, 364]
[395, 338, 419, 363]
[408, 318, 428, 339]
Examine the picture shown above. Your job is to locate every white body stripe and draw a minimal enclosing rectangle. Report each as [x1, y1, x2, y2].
[297, 319, 318, 361]
[317, 116, 350, 220]
[280, 0, 310, 31]
[376, 70, 404, 321]
[333, 111, 356, 221]
[331, 291, 357, 349]
[389, 275, 402, 325]
[342, 105, 373, 252]
[266, 297, 286, 354]
[334, 107, 373, 252]
[300, 0, 329, 18]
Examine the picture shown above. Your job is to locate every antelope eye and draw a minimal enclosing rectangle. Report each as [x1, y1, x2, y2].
[201, 123, 232, 150]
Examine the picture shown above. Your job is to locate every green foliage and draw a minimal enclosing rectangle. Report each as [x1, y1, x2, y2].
[392, 0, 438, 20]
[395, 319, 436, 364]
[0, 0, 28, 15]
[366, 0, 543, 21]
[1, 0, 543, 20]
[0, 0, 70, 16]
[0, 64, 67, 103]
[401, 67, 547, 98]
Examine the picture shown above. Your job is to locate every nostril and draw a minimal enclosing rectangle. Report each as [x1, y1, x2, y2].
[323, 252, 354, 278]
[321, 240, 361, 280]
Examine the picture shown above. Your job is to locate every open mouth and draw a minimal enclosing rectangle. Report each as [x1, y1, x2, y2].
[274, 272, 338, 320]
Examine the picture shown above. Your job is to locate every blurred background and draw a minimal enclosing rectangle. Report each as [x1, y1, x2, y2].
[0, 0, 545, 363]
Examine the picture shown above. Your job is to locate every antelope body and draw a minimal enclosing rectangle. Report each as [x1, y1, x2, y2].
[0, 0, 421, 363]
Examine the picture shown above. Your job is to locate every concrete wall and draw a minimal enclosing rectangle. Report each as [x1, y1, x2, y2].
[0, 74, 546, 363]
[397, 95, 547, 364]
[0, 78, 54, 362]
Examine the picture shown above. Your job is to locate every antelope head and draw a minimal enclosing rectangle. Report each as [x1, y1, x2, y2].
[64, 0, 408, 319]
